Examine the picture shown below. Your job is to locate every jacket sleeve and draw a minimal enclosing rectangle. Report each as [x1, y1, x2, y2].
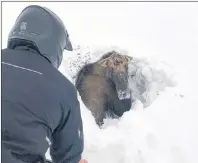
[50, 93, 84, 163]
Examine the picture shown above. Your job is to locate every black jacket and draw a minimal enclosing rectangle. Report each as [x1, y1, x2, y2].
[1, 47, 84, 163]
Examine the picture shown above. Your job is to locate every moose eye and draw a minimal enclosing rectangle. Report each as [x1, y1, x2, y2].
[113, 60, 119, 65]
[115, 59, 119, 63]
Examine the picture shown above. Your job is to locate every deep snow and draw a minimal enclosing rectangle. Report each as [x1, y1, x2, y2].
[2, 2, 198, 163]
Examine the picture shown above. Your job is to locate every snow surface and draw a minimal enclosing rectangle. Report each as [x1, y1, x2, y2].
[2, 2, 198, 163]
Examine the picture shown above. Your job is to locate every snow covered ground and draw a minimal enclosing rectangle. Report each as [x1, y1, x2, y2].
[2, 2, 198, 163]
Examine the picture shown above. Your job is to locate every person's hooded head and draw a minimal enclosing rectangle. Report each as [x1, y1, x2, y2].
[7, 5, 73, 69]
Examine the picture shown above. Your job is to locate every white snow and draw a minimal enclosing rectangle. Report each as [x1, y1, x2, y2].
[2, 2, 198, 163]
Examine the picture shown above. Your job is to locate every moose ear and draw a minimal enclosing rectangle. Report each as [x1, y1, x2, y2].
[124, 55, 133, 62]
[98, 58, 108, 67]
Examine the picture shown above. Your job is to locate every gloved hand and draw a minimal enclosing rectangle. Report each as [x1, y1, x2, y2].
[45, 159, 88, 163]
[79, 159, 88, 163]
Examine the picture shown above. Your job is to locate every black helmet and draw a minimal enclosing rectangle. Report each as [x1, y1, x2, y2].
[7, 5, 73, 69]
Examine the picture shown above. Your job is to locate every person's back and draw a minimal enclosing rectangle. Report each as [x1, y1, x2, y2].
[2, 5, 84, 163]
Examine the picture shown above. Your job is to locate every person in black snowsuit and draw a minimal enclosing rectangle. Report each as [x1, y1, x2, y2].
[75, 51, 132, 126]
[2, 5, 85, 163]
